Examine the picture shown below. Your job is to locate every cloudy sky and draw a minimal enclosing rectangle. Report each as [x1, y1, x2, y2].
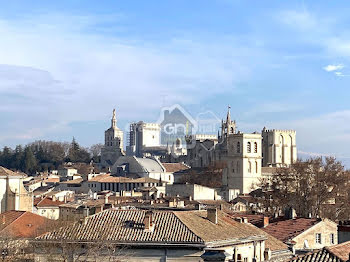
[1, 1, 350, 166]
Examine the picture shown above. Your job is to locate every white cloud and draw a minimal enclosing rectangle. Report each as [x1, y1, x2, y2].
[278, 10, 318, 31]
[0, 13, 256, 146]
[323, 64, 344, 72]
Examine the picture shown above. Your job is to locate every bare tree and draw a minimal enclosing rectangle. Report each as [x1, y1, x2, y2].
[257, 157, 350, 220]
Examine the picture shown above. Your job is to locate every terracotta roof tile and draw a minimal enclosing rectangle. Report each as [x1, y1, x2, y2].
[36, 197, 64, 207]
[60, 178, 84, 184]
[38, 210, 267, 246]
[0, 211, 55, 238]
[162, 163, 189, 173]
[0, 166, 26, 177]
[289, 241, 350, 262]
[262, 218, 320, 242]
[326, 241, 350, 261]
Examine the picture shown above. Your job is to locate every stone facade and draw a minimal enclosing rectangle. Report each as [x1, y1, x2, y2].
[186, 107, 262, 194]
[166, 183, 217, 201]
[262, 128, 297, 167]
[293, 219, 338, 251]
[126, 121, 161, 157]
[0, 167, 33, 213]
[222, 132, 262, 194]
[100, 109, 124, 168]
[185, 107, 297, 195]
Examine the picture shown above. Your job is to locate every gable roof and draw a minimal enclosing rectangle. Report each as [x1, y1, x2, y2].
[36, 197, 64, 208]
[161, 163, 189, 173]
[60, 178, 84, 184]
[0, 211, 54, 238]
[290, 241, 350, 262]
[262, 218, 320, 242]
[37, 209, 267, 247]
[225, 214, 288, 252]
[326, 241, 350, 261]
[0, 166, 26, 177]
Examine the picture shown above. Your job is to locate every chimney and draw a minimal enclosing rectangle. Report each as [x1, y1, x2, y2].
[2, 215, 5, 225]
[263, 216, 269, 227]
[285, 207, 296, 219]
[235, 217, 242, 223]
[144, 211, 154, 231]
[105, 195, 109, 204]
[52, 195, 56, 202]
[207, 208, 218, 224]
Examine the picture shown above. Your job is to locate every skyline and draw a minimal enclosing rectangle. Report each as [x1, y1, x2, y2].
[1, 1, 350, 166]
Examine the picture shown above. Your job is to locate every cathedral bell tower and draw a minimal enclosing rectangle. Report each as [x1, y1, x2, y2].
[221, 106, 236, 138]
[100, 109, 125, 168]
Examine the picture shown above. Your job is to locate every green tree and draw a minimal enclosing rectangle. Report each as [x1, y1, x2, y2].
[12, 145, 24, 171]
[67, 138, 90, 163]
[23, 147, 37, 174]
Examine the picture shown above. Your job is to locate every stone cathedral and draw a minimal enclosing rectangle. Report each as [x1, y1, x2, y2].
[186, 107, 297, 195]
[100, 109, 125, 168]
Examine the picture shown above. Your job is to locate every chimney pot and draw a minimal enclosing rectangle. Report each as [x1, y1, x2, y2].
[207, 208, 218, 224]
[263, 216, 269, 227]
[144, 211, 154, 231]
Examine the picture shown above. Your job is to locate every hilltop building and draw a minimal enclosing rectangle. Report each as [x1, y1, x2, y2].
[100, 109, 124, 168]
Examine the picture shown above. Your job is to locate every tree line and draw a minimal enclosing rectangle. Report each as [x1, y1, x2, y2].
[0, 139, 103, 175]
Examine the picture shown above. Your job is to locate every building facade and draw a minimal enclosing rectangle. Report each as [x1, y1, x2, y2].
[100, 109, 124, 168]
[262, 128, 297, 167]
[126, 121, 161, 157]
[35, 209, 271, 262]
[0, 166, 33, 213]
[222, 132, 262, 194]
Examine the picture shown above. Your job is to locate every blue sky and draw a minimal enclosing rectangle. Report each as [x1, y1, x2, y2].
[1, 1, 350, 165]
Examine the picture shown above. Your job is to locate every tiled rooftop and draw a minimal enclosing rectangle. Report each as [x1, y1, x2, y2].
[89, 174, 160, 184]
[290, 241, 350, 262]
[326, 241, 350, 261]
[38, 209, 267, 247]
[263, 218, 320, 242]
[162, 163, 189, 173]
[36, 197, 64, 207]
[0, 166, 26, 177]
[0, 211, 55, 238]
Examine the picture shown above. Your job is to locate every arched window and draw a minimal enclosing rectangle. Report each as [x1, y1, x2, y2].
[280, 135, 285, 163]
[248, 161, 252, 173]
[256, 161, 258, 173]
[230, 127, 234, 133]
[247, 142, 251, 153]
[254, 142, 258, 153]
[237, 142, 240, 153]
